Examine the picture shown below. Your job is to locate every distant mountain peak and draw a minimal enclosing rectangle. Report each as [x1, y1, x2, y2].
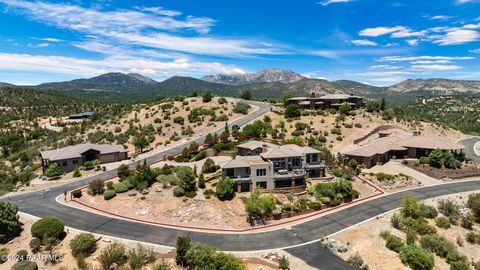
[127, 73, 157, 84]
[201, 68, 305, 85]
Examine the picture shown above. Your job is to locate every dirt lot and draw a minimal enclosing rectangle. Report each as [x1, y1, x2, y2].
[405, 161, 480, 180]
[267, 109, 465, 153]
[333, 190, 480, 270]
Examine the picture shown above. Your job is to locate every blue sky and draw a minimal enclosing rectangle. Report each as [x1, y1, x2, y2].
[0, 0, 479, 85]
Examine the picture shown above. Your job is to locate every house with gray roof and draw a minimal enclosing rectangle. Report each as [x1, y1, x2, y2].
[222, 141, 326, 192]
[40, 143, 128, 173]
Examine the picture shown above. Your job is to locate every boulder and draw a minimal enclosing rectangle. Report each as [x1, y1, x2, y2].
[141, 189, 149, 195]
[128, 192, 137, 197]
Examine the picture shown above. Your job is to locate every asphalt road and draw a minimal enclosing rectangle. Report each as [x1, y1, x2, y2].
[459, 137, 480, 162]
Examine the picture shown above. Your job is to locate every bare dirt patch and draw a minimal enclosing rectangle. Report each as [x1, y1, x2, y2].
[404, 161, 480, 180]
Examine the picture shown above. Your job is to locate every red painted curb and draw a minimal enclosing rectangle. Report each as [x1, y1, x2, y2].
[69, 133, 384, 233]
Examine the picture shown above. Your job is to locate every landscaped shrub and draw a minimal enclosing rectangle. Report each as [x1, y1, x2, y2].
[435, 216, 451, 229]
[113, 182, 129, 193]
[418, 156, 429, 165]
[176, 236, 191, 266]
[88, 179, 105, 196]
[16, 249, 28, 261]
[29, 238, 41, 253]
[185, 191, 197, 198]
[99, 242, 126, 270]
[45, 163, 62, 178]
[31, 216, 64, 240]
[202, 158, 219, 173]
[11, 260, 38, 270]
[106, 181, 114, 190]
[460, 214, 474, 230]
[117, 164, 130, 178]
[399, 245, 434, 270]
[233, 102, 250, 115]
[70, 233, 97, 257]
[72, 190, 82, 198]
[173, 186, 186, 197]
[0, 201, 22, 243]
[203, 189, 215, 199]
[391, 213, 403, 229]
[308, 201, 322, 210]
[446, 251, 470, 270]
[329, 198, 341, 207]
[216, 177, 235, 201]
[103, 190, 117, 200]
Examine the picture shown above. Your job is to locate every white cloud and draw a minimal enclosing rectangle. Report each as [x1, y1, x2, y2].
[455, 0, 479, 4]
[359, 26, 407, 37]
[317, 0, 355, 6]
[469, 48, 480, 54]
[432, 29, 480, 45]
[369, 65, 401, 69]
[463, 23, 480, 29]
[351, 39, 378, 46]
[0, 52, 245, 77]
[32, 37, 62, 42]
[359, 71, 414, 76]
[423, 15, 454, 21]
[406, 39, 419, 46]
[0, 0, 284, 57]
[410, 60, 452, 64]
[36, 43, 49, 47]
[379, 55, 475, 62]
[410, 64, 463, 71]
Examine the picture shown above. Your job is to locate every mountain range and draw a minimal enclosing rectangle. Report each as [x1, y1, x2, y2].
[2, 68, 480, 102]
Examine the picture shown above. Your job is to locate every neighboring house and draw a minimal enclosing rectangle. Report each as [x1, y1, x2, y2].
[222, 141, 326, 192]
[68, 112, 94, 120]
[342, 132, 465, 168]
[40, 143, 128, 173]
[286, 94, 364, 109]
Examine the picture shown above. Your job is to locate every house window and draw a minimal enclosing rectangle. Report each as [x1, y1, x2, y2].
[256, 169, 266, 176]
[73, 160, 78, 164]
[312, 154, 318, 162]
[256, 181, 267, 189]
[62, 161, 67, 167]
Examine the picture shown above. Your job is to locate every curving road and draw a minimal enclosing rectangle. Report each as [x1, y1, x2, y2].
[459, 137, 480, 163]
[3, 103, 480, 269]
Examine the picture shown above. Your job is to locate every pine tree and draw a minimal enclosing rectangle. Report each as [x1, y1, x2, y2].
[198, 173, 206, 189]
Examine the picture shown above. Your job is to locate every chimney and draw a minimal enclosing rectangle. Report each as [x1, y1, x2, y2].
[262, 144, 269, 153]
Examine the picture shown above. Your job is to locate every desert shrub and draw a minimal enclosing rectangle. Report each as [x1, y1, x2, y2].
[203, 189, 215, 199]
[233, 102, 250, 115]
[419, 204, 438, 219]
[173, 116, 185, 125]
[11, 261, 38, 270]
[218, 97, 227, 104]
[176, 236, 191, 266]
[31, 216, 64, 240]
[329, 198, 341, 207]
[213, 252, 245, 270]
[435, 216, 451, 229]
[446, 251, 470, 270]
[380, 231, 404, 253]
[420, 234, 456, 258]
[176, 166, 197, 192]
[437, 199, 460, 223]
[29, 238, 42, 253]
[406, 230, 417, 245]
[278, 255, 289, 270]
[88, 179, 105, 196]
[347, 252, 366, 269]
[400, 194, 421, 219]
[467, 193, 480, 222]
[113, 182, 128, 193]
[216, 177, 235, 201]
[73, 167, 81, 178]
[153, 259, 171, 270]
[173, 186, 185, 197]
[399, 245, 434, 270]
[245, 189, 276, 218]
[72, 190, 82, 198]
[460, 214, 474, 230]
[0, 201, 22, 243]
[391, 213, 403, 229]
[70, 233, 97, 257]
[103, 190, 117, 200]
[99, 242, 126, 270]
[466, 232, 480, 244]
[415, 221, 437, 236]
[197, 173, 206, 189]
[16, 249, 28, 261]
[127, 244, 155, 270]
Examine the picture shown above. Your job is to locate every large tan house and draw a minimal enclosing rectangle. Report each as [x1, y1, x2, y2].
[40, 143, 128, 173]
[342, 132, 464, 168]
[222, 141, 326, 192]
